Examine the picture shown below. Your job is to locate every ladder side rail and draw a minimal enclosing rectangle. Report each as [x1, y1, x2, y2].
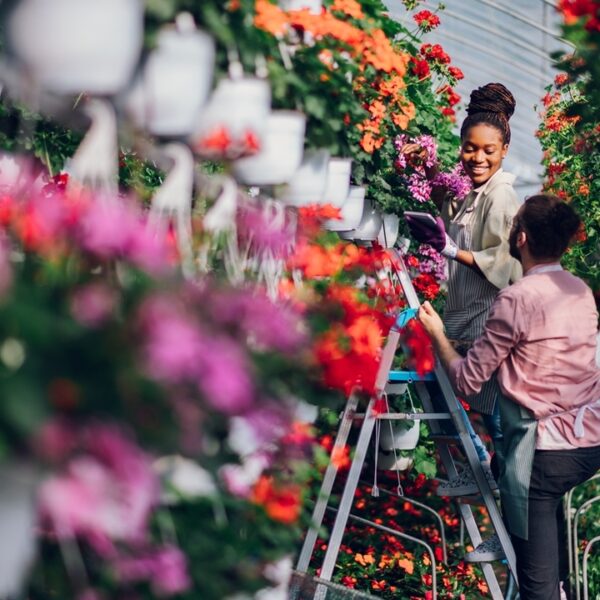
[394, 251, 518, 580]
[318, 397, 378, 581]
[416, 381, 505, 600]
[296, 392, 362, 572]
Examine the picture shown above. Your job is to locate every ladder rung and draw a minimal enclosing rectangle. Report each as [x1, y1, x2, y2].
[388, 370, 435, 382]
[352, 412, 451, 421]
[429, 433, 460, 445]
[457, 490, 501, 505]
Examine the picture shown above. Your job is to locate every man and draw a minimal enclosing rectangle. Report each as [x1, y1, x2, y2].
[418, 194, 600, 600]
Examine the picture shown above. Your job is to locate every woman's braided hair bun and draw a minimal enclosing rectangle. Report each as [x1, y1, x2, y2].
[461, 82, 516, 144]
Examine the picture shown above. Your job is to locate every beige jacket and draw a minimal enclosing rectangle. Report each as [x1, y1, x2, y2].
[442, 169, 523, 289]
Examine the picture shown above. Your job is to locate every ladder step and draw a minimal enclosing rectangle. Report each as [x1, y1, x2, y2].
[457, 490, 501, 505]
[388, 370, 435, 382]
[429, 433, 461, 445]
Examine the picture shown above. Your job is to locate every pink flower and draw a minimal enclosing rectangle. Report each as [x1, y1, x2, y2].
[237, 202, 295, 258]
[38, 425, 158, 553]
[78, 197, 170, 275]
[139, 296, 255, 414]
[116, 545, 191, 596]
[209, 288, 307, 354]
[196, 335, 254, 414]
[70, 282, 117, 327]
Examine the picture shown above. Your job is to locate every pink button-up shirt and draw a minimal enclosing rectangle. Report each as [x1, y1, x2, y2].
[448, 264, 600, 449]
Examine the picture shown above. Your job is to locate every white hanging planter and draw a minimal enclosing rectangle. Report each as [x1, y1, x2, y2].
[279, 0, 323, 13]
[377, 452, 414, 472]
[231, 111, 306, 186]
[322, 158, 352, 208]
[276, 149, 330, 207]
[324, 185, 365, 231]
[377, 213, 400, 248]
[380, 420, 421, 452]
[126, 19, 215, 137]
[191, 76, 271, 160]
[6, 0, 144, 95]
[338, 199, 383, 241]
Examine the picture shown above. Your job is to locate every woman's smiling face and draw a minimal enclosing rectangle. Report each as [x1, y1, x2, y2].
[460, 123, 508, 186]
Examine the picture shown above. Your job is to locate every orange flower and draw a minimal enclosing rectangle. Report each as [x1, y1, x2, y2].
[578, 182, 590, 196]
[378, 75, 406, 98]
[252, 475, 302, 524]
[368, 99, 387, 120]
[392, 100, 415, 129]
[346, 315, 384, 356]
[361, 29, 409, 75]
[254, 0, 289, 36]
[360, 131, 384, 153]
[330, 0, 365, 19]
[398, 558, 415, 575]
[355, 552, 376, 566]
[331, 445, 351, 469]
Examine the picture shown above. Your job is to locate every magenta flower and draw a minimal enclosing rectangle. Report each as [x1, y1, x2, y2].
[407, 172, 433, 203]
[138, 296, 255, 415]
[78, 197, 170, 275]
[208, 288, 307, 354]
[196, 335, 254, 414]
[433, 163, 472, 200]
[115, 545, 191, 596]
[237, 201, 295, 258]
[70, 282, 117, 327]
[38, 425, 158, 554]
[417, 244, 448, 282]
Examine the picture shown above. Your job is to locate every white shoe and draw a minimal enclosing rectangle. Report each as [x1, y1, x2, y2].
[464, 534, 505, 562]
[436, 464, 498, 497]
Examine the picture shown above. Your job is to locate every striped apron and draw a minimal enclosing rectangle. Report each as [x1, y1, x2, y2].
[443, 188, 500, 414]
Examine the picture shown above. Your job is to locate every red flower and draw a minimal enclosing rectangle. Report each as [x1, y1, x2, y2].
[251, 476, 302, 524]
[196, 126, 232, 154]
[243, 130, 261, 154]
[410, 57, 431, 80]
[413, 10, 440, 31]
[448, 65, 464, 80]
[413, 272, 441, 300]
[402, 318, 435, 376]
[554, 73, 570, 87]
[420, 43, 451, 64]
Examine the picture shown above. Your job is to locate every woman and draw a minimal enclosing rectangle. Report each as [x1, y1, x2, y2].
[418, 194, 600, 600]
[404, 82, 522, 496]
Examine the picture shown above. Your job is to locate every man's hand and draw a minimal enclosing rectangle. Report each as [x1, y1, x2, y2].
[418, 301, 444, 338]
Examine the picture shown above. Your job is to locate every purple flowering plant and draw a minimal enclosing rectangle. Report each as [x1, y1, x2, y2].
[0, 172, 326, 600]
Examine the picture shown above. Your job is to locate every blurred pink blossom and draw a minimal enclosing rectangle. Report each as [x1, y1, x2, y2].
[79, 197, 170, 275]
[139, 296, 255, 415]
[38, 425, 158, 554]
[70, 282, 117, 327]
[209, 288, 307, 354]
[115, 545, 191, 596]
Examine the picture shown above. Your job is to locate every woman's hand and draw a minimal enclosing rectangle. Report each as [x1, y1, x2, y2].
[400, 143, 429, 166]
[418, 301, 445, 338]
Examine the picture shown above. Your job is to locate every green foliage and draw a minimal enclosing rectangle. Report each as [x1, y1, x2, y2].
[536, 81, 600, 294]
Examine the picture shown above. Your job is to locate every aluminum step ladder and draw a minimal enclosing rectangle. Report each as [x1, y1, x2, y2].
[296, 250, 518, 599]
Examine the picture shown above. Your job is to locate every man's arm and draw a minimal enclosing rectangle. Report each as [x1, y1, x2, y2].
[417, 302, 461, 369]
[418, 296, 519, 398]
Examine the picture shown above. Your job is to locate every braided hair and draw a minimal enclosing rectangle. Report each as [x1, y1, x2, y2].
[460, 83, 516, 145]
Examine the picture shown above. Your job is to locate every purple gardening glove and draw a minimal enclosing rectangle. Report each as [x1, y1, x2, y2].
[404, 212, 458, 258]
